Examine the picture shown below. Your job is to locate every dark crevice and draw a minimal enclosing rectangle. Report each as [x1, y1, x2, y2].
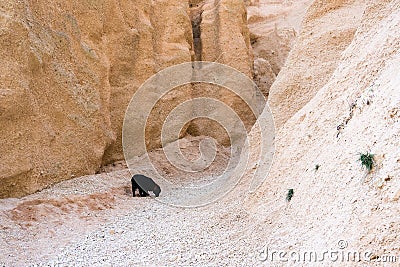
[189, 1, 204, 61]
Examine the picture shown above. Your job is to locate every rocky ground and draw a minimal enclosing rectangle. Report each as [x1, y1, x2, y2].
[0, 174, 269, 267]
[0, 137, 269, 267]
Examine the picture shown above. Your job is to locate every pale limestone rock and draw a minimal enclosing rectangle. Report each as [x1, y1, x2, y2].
[246, 0, 400, 257]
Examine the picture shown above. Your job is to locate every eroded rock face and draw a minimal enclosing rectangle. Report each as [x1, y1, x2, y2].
[188, 0, 255, 146]
[102, 0, 194, 163]
[0, 0, 253, 197]
[247, 0, 400, 257]
[267, 0, 366, 128]
[0, 0, 114, 198]
[247, 0, 312, 97]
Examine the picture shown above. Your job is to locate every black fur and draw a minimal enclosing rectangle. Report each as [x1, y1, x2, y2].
[131, 174, 161, 197]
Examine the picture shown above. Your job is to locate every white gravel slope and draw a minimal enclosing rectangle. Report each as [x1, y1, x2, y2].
[25, 196, 267, 267]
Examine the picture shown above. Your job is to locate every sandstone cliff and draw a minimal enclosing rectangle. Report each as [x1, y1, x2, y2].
[187, 0, 255, 145]
[1, 0, 114, 198]
[0, 0, 252, 198]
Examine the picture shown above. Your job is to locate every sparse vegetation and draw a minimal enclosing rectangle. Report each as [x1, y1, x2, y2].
[286, 189, 294, 202]
[359, 152, 375, 172]
[315, 164, 320, 171]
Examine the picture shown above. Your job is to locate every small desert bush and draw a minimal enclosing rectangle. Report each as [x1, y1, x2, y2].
[359, 152, 375, 172]
[286, 189, 294, 202]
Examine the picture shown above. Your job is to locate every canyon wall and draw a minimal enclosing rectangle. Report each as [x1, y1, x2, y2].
[0, 0, 114, 198]
[247, 0, 312, 97]
[247, 0, 400, 256]
[187, 0, 255, 145]
[268, 0, 367, 127]
[0, 0, 252, 198]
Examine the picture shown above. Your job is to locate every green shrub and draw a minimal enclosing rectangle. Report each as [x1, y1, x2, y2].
[286, 189, 294, 202]
[359, 152, 375, 172]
